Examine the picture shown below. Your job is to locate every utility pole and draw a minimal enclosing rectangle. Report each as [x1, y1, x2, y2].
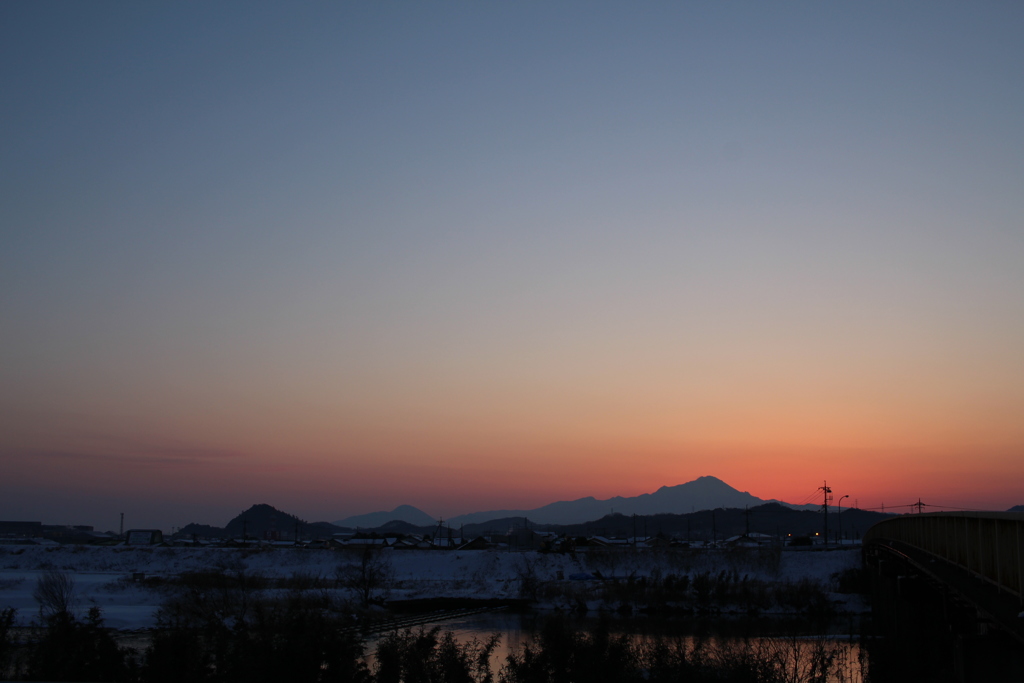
[743, 506, 751, 537]
[913, 499, 925, 514]
[837, 495, 849, 544]
[819, 481, 832, 548]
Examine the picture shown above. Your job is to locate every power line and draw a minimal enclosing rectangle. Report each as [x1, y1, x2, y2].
[795, 488, 823, 506]
[856, 502, 1003, 513]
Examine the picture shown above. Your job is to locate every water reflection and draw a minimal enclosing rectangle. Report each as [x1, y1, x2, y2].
[371, 611, 866, 683]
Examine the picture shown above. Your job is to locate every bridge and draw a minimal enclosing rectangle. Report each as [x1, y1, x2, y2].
[863, 511, 1024, 681]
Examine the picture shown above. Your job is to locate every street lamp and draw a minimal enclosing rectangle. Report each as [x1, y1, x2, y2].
[837, 495, 849, 544]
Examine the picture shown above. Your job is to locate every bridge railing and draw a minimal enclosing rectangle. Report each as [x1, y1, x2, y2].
[864, 511, 1024, 602]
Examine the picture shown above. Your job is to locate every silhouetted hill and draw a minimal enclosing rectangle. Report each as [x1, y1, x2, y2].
[334, 505, 435, 528]
[1009, 505, 1024, 513]
[459, 517, 557, 537]
[344, 503, 892, 543]
[446, 476, 814, 526]
[176, 500, 894, 544]
[223, 504, 343, 539]
[556, 503, 893, 541]
[374, 519, 433, 534]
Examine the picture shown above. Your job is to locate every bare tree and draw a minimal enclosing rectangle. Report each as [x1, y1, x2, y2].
[33, 570, 76, 618]
[514, 556, 540, 600]
[336, 546, 393, 606]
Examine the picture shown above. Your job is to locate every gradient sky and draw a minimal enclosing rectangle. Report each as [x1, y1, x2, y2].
[3, 2, 1023, 531]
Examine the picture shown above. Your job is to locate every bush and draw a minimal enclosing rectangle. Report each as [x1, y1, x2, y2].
[33, 570, 76, 618]
[375, 627, 499, 683]
[773, 578, 834, 622]
[500, 617, 858, 683]
[25, 607, 133, 682]
[514, 557, 540, 601]
[505, 615, 641, 683]
[0, 607, 15, 678]
[145, 592, 368, 683]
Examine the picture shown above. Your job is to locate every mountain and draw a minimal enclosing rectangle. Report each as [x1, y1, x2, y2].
[1009, 505, 1024, 513]
[225, 504, 343, 539]
[555, 503, 892, 540]
[175, 504, 347, 540]
[334, 504, 435, 529]
[447, 476, 800, 526]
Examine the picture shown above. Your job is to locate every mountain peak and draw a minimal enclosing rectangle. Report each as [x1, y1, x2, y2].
[447, 476, 769, 526]
[655, 476, 737, 495]
[227, 504, 303, 529]
[241, 503, 287, 516]
[334, 505, 435, 529]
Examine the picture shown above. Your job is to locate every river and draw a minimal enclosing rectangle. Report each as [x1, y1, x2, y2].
[366, 609, 868, 682]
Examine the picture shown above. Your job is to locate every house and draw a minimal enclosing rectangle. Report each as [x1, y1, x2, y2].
[0, 521, 43, 539]
[347, 538, 390, 548]
[589, 536, 630, 548]
[125, 529, 164, 546]
[455, 536, 489, 551]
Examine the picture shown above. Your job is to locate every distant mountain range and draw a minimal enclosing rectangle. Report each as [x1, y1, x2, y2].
[333, 476, 817, 528]
[175, 491, 1017, 540]
[550, 503, 890, 541]
[448, 476, 817, 525]
[176, 500, 893, 543]
[334, 505, 436, 529]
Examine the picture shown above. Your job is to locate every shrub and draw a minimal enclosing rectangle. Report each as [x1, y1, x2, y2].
[375, 627, 499, 683]
[0, 607, 15, 678]
[500, 615, 640, 683]
[33, 569, 76, 618]
[500, 617, 859, 683]
[145, 591, 368, 683]
[514, 557, 540, 601]
[25, 607, 132, 682]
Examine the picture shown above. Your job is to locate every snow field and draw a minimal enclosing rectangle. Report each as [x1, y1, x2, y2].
[0, 544, 864, 629]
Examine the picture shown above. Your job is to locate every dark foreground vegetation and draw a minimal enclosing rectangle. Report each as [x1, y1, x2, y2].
[0, 566, 867, 682]
[1, 607, 863, 683]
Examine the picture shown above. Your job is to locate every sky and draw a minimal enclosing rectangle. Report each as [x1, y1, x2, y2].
[2, 2, 1023, 531]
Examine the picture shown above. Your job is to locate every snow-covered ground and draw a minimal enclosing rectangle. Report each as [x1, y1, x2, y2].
[0, 544, 864, 629]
